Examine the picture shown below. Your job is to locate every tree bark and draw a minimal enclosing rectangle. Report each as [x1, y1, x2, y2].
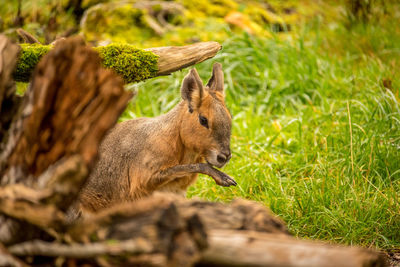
[0, 36, 131, 184]
[0, 35, 21, 149]
[0, 35, 131, 245]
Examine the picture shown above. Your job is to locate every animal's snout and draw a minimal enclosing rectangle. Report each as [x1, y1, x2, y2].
[217, 151, 231, 164]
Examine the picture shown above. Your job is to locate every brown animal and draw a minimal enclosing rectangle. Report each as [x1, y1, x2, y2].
[76, 63, 236, 215]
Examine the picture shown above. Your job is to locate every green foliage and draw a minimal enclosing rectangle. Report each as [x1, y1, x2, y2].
[13, 43, 159, 84]
[13, 43, 52, 82]
[121, 17, 400, 249]
[95, 44, 158, 83]
[79, 0, 304, 47]
[0, 0, 77, 43]
[81, 3, 153, 44]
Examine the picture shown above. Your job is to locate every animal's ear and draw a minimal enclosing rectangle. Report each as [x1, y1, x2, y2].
[181, 68, 204, 113]
[206, 62, 224, 93]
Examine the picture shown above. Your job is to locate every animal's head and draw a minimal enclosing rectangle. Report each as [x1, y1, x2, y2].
[180, 63, 232, 168]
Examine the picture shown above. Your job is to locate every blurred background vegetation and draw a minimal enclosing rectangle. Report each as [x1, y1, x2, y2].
[1, 0, 400, 251]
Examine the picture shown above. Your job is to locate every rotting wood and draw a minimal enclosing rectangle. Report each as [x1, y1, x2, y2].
[0, 156, 87, 233]
[0, 35, 131, 246]
[68, 199, 208, 267]
[0, 36, 132, 184]
[67, 193, 288, 240]
[147, 41, 222, 76]
[0, 193, 389, 266]
[177, 198, 290, 234]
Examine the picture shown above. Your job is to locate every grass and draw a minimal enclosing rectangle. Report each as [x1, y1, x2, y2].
[121, 15, 400, 249]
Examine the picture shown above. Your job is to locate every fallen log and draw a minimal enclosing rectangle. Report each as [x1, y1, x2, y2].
[4, 194, 388, 267]
[13, 41, 221, 83]
[198, 230, 388, 267]
[67, 193, 289, 240]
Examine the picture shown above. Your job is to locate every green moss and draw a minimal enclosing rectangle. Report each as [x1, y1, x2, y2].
[14, 43, 52, 82]
[81, 3, 156, 45]
[13, 43, 159, 84]
[95, 44, 158, 83]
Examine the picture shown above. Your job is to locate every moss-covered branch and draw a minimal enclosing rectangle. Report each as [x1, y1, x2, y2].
[14, 43, 159, 84]
[13, 41, 222, 84]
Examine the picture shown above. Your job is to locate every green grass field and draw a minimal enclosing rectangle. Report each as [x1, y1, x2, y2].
[121, 17, 400, 249]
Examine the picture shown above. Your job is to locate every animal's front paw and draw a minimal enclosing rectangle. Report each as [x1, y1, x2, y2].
[216, 171, 237, 187]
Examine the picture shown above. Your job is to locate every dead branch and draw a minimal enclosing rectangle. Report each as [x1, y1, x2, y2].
[14, 40, 222, 83]
[0, 243, 28, 267]
[8, 239, 153, 258]
[143, 15, 166, 36]
[16, 28, 40, 44]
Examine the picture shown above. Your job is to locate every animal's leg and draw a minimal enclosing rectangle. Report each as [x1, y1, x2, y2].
[151, 163, 237, 188]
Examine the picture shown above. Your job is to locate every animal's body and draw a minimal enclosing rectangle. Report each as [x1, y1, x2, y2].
[77, 63, 236, 215]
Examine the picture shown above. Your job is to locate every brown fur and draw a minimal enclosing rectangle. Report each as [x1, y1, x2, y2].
[76, 63, 233, 216]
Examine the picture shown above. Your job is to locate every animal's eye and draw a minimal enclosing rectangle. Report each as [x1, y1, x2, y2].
[199, 115, 209, 128]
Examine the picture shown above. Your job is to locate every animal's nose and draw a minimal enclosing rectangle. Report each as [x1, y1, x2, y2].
[217, 151, 231, 164]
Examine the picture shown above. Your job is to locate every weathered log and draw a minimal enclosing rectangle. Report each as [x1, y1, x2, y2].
[68, 193, 289, 238]
[5, 193, 387, 267]
[198, 230, 388, 267]
[177, 198, 289, 234]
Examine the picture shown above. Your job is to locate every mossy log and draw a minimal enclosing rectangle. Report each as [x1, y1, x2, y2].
[13, 41, 222, 83]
